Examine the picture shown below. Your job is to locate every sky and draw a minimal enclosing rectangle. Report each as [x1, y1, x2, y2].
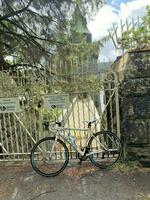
[87, 0, 150, 62]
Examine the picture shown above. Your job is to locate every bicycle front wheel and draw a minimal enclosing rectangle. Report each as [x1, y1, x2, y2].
[30, 137, 69, 177]
[88, 131, 122, 168]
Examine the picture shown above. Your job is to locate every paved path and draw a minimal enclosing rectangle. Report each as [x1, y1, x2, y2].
[0, 162, 150, 200]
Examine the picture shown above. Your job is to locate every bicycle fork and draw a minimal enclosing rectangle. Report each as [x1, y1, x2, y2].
[49, 136, 58, 159]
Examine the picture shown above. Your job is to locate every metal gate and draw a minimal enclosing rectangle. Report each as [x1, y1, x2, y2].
[0, 60, 120, 161]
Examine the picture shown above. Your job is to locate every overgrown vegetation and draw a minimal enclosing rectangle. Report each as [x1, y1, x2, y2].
[0, 1, 106, 151]
[0, 0, 104, 71]
[121, 6, 150, 51]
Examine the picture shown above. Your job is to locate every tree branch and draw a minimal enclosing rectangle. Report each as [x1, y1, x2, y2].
[0, 0, 34, 22]
[2, 18, 49, 53]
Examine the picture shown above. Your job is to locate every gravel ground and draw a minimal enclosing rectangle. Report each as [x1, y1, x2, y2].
[0, 162, 150, 200]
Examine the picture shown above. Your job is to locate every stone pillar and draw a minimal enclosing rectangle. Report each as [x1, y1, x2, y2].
[121, 50, 150, 166]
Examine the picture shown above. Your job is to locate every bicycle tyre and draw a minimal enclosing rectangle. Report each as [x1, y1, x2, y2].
[88, 131, 122, 168]
[30, 137, 69, 177]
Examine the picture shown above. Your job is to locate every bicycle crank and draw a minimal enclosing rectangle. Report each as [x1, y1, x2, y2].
[78, 147, 90, 165]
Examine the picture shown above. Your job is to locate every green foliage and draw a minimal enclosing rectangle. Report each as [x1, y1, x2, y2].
[0, 0, 104, 71]
[57, 39, 100, 61]
[60, 76, 103, 93]
[112, 161, 141, 173]
[120, 6, 150, 51]
[49, 7, 109, 95]
[0, 0, 108, 98]
[0, 0, 107, 131]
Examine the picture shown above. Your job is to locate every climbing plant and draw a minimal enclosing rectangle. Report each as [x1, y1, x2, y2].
[121, 6, 150, 51]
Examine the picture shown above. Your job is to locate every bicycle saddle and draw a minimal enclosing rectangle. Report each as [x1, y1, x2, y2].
[83, 120, 97, 128]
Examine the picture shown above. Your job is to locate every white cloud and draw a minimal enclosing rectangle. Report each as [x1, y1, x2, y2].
[88, 5, 118, 40]
[87, 0, 150, 61]
[88, 0, 150, 40]
[98, 40, 122, 61]
[119, 0, 150, 21]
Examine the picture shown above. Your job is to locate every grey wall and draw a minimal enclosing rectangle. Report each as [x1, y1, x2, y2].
[114, 50, 150, 166]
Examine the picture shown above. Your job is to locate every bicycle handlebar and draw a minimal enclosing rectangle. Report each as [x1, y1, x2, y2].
[43, 119, 97, 132]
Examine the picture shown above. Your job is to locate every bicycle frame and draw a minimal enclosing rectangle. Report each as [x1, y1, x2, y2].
[49, 126, 108, 157]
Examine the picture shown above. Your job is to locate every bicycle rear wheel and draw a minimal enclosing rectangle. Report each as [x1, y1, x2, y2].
[88, 131, 122, 168]
[30, 137, 69, 177]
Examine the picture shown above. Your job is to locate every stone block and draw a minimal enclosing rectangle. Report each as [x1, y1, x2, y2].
[123, 119, 149, 145]
[124, 51, 150, 79]
[122, 96, 150, 119]
[127, 146, 150, 167]
[122, 78, 150, 96]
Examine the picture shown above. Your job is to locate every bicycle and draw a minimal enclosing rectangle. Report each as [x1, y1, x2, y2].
[30, 120, 122, 177]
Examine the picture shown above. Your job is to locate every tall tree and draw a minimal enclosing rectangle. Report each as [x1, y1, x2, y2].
[0, 0, 104, 71]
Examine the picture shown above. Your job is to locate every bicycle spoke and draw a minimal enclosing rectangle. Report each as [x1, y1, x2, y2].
[88, 131, 122, 168]
[30, 137, 69, 177]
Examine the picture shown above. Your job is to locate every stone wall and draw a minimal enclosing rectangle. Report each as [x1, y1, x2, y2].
[112, 50, 150, 167]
